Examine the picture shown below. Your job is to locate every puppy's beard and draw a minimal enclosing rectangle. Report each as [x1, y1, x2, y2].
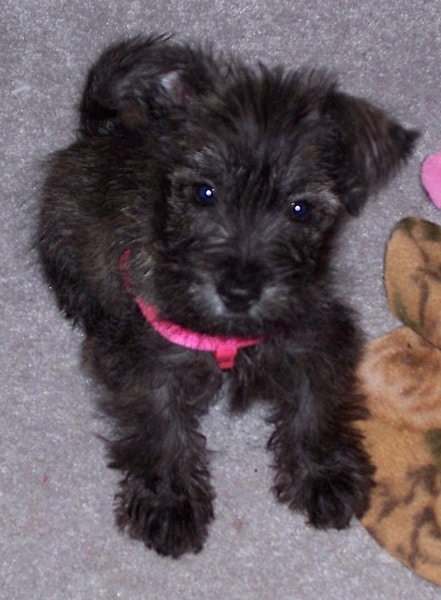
[189, 275, 281, 325]
[190, 279, 227, 319]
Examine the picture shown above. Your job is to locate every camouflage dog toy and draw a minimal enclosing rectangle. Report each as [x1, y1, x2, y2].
[358, 217, 441, 586]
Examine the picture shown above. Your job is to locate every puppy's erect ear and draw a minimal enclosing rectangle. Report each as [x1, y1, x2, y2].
[323, 91, 418, 215]
[79, 35, 218, 135]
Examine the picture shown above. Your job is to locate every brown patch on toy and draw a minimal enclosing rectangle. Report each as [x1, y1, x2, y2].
[386, 217, 441, 347]
[359, 412, 441, 585]
[358, 330, 441, 431]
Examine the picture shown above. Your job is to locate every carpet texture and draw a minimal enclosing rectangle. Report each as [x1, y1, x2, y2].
[2, 1, 441, 598]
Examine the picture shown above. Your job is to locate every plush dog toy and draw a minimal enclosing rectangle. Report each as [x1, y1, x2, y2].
[358, 216, 441, 586]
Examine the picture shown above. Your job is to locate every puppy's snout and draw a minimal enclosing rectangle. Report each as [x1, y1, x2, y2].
[217, 261, 263, 312]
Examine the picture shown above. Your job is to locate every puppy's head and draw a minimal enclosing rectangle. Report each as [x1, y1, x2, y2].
[83, 36, 417, 336]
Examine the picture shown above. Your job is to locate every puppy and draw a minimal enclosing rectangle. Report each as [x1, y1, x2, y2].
[38, 34, 417, 557]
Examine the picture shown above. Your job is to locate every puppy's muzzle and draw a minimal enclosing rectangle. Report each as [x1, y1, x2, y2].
[216, 261, 263, 312]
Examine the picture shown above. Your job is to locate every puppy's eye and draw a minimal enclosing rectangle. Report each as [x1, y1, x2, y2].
[291, 200, 310, 221]
[195, 184, 215, 204]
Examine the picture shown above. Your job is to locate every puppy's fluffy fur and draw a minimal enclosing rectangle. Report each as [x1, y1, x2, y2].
[38, 34, 417, 557]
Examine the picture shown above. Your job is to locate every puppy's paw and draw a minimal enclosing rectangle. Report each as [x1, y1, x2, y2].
[275, 462, 374, 530]
[115, 477, 215, 557]
[302, 469, 372, 530]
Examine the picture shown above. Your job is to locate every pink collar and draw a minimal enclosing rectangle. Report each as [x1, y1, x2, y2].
[120, 250, 264, 370]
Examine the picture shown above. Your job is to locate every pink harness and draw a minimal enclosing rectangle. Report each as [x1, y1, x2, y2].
[119, 250, 264, 370]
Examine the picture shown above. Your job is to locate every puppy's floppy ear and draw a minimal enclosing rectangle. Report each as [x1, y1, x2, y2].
[79, 35, 217, 135]
[323, 91, 419, 215]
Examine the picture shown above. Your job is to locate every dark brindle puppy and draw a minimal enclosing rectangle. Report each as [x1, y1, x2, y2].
[38, 34, 417, 557]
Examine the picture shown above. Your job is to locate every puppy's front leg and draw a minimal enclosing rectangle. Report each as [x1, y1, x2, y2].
[85, 328, 221, 557]
[268, 328, 374, 529]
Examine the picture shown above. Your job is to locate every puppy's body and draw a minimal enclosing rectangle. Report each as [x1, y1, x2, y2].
[38, 35, 417, 557]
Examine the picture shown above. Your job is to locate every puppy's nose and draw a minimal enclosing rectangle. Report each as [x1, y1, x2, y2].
[217, 264, 262, 312]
